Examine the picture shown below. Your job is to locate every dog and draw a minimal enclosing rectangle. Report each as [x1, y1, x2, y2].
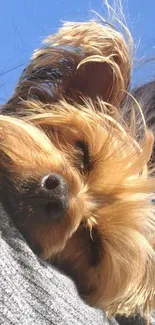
[1, 15, 155, 320]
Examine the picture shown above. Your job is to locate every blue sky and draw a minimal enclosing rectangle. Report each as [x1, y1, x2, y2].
[0, 0, 155, 104]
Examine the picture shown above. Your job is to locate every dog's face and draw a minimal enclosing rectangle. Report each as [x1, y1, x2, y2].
[0, 99, 155, 315]
[0, 108, 89, 257]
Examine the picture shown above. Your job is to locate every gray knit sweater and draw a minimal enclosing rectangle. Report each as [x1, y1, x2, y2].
[0, 203, 110, 325]
[1, 203, 155, 325]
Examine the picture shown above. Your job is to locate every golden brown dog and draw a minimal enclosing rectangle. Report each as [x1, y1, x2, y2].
[1, 13, 155, 319]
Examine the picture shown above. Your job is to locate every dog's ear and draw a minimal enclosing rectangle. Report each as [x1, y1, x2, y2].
[43, 20, 132, 106]
[2, 20, 132, 116]
[6, 49, 124, 107]
[69, 59, 123, 105]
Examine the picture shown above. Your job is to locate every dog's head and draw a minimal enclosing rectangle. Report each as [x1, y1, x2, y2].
[0, 99, 155, 315]
[1, 15, 155, 316]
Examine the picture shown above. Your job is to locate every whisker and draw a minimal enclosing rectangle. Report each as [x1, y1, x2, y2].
[19, 208, 34, 227]
[9, 205, 26, 218]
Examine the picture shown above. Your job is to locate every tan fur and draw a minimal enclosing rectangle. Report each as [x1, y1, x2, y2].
[1, 8, 155, 319]
[1, 98, 155, 316]
[42, 20, 131, 106]
[3, 18, 132, 116]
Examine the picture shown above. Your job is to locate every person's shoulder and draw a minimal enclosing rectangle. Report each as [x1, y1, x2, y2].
[0, 204, 105, 325]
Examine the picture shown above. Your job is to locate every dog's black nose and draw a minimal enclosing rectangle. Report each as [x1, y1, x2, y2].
[43, 174, 64, 191]
[41, 173, 68, 221]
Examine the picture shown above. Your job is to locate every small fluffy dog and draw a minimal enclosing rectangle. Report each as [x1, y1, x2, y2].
[1, 14, 155, 319]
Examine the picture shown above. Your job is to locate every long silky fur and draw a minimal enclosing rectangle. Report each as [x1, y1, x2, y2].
[0, 2, 155, 320]
[1, 98, 155, 316]
[2, 11, 133, 116]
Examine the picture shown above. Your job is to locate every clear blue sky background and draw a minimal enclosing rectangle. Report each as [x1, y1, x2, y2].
[0, 0, 155, 104]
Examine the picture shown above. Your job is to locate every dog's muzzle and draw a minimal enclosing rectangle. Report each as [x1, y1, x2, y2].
[40, 173, 68, 222]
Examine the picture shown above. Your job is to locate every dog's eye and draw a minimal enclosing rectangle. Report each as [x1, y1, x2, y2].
[76, 141, 90, 172]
